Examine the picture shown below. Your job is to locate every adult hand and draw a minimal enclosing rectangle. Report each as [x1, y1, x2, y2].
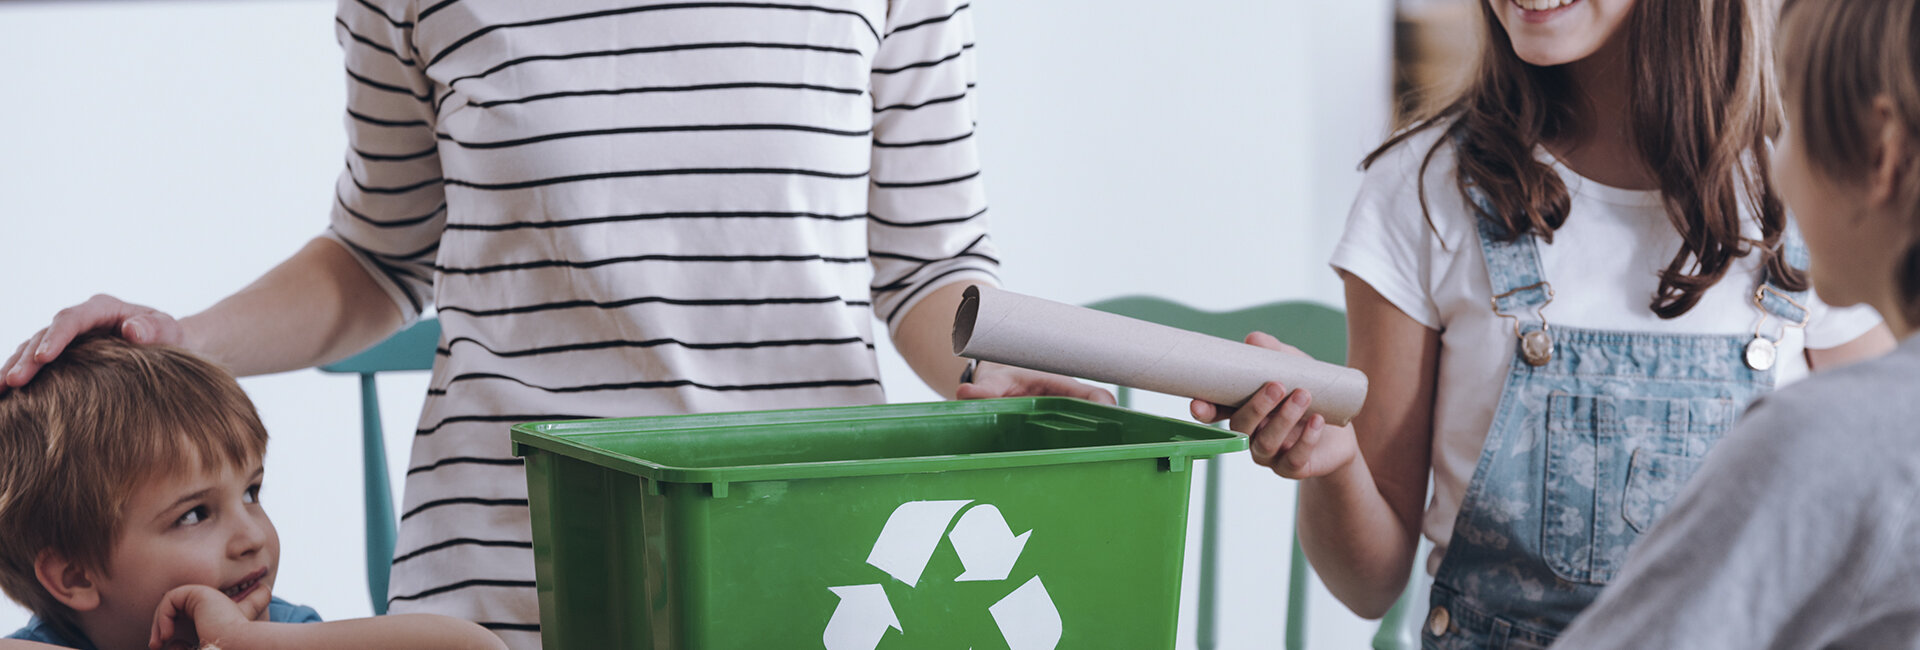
[1190, 332, 1358, 479]
[2, 295, 181, 390]
[149, 585, 264, 650]
[955, 361, 1117, 405]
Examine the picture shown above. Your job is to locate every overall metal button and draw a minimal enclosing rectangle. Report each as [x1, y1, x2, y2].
[1520, 329, 1553, 367]
[1427, 606, 1451, 637]
[1745, 335, 1777, 371]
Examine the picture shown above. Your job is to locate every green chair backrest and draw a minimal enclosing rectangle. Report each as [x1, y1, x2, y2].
[1081, 297, 1415, 650]
[317, 317, 441, 615]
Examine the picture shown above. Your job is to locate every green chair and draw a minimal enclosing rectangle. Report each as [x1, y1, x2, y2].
[317, 317, 441, 615]
[1081, 297, 1416, 650]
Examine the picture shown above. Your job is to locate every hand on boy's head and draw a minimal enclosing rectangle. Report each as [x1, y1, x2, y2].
[148, 584, 261, 650]
[1, 294, 182, 391]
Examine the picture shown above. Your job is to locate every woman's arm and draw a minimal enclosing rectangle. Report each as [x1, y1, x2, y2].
[889, 281, 978, 399]
[893, 281, 1114, 403]
[2, 237, 403, 387]
[178, 237, 404, 376]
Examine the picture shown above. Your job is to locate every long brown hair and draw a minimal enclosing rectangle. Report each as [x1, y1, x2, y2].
[1368, 0, 1807, 318]
[1779, 0, 1920, 325]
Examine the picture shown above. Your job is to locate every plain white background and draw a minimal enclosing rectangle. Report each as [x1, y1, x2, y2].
[0, 0, 1402, 646]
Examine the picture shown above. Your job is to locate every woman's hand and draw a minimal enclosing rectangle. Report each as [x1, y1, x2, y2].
[1191, 331, 1358, 479]
[956, 361, 1117, 405]
[3, 294, 182, 390]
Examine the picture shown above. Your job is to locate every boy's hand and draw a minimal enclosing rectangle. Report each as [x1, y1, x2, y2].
[1190, 332, 1359, 479]
[955, 361, 1117, 405]
[150, 585, 262, 650]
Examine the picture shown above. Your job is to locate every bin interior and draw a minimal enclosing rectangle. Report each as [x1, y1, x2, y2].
[513, 398, 1245, 482]
[573, 411, 1210, 468]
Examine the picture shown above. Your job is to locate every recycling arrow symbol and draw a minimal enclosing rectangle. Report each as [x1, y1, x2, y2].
[951, 505, 1031, 582]
[823, 500, 1062, 650]
[824, 585, 899, 650]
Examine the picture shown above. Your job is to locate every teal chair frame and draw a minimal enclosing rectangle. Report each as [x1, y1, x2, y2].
[317, 317, 441, 615]
[1082, 297, 1416, 650]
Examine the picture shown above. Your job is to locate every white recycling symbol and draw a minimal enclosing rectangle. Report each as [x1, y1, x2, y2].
[823, 499, 1062, 650]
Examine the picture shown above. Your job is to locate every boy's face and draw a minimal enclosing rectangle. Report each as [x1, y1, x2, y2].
[1774, 108, 1876, 309]
[87, 455, 279, 647]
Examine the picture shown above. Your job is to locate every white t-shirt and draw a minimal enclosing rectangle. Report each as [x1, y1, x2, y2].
[1328, 126, 1884, 575]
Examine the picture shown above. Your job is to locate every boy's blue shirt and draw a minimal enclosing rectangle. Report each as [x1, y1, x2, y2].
[5, 597, 321, 649]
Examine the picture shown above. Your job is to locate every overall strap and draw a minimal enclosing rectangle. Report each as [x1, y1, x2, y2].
[1468, 185, 1553, 321]
[1756, 223, 1813, 327]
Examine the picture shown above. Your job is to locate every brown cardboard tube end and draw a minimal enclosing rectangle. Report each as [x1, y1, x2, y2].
[953, 285, 982, 355]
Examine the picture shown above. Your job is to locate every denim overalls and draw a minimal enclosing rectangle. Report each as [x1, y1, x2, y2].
[1421, 192, 1811, 649]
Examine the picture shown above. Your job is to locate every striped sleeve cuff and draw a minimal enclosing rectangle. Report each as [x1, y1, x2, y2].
[322, 227, 428, 325]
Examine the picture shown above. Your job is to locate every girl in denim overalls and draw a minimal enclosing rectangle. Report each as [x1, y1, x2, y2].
[1194, 0, 1896, 647]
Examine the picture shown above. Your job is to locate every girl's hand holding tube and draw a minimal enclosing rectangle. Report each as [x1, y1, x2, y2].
[1191, 331, 1358, 479]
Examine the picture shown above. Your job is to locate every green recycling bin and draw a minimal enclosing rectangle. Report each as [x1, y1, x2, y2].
[509, 397, 1246, 649]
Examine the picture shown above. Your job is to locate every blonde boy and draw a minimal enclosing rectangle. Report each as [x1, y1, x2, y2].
[0, 333, 502, 650]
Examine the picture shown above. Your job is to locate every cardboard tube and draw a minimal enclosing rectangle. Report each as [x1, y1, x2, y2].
[953, 286, 1368, 426]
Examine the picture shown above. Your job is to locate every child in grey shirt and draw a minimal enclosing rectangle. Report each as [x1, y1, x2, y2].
[1555, 337, 1920, 648]
[1554, 0, 1920, 647]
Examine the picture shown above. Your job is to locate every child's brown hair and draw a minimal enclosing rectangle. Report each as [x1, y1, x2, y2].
[0, 332, 268, 639]
[1779, 0, 1920, 325]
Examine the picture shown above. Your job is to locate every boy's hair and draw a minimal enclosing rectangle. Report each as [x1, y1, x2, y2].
[1779, 0, 1920, 325]
[0, 332, 268, 636]
[1367, 0, 1806, 319]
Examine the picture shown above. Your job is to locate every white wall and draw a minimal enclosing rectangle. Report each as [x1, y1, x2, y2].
[0, 1, 1396, 647]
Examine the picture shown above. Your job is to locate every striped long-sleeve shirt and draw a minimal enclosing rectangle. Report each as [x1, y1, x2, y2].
[324, 1, 996, 645]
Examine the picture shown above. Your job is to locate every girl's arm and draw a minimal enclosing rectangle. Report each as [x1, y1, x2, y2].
[1194, 271, 1440, 618]
[1299, 272, 1441, 617]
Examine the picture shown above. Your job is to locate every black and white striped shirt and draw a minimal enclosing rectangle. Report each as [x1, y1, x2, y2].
[324, 1, 994, 645]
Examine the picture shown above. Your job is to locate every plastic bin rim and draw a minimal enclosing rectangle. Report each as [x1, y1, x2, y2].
[507, 397, 1248, 485]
